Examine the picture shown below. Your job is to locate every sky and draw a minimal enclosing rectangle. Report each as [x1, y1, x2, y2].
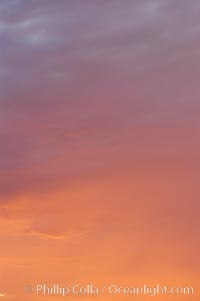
[0, 0, 200, 300]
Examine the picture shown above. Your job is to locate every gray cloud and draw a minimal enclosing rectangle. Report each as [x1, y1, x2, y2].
[1, 0, 200, 201]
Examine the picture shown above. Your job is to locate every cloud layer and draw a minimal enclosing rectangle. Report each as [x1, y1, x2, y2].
[0, 1, 200, 300]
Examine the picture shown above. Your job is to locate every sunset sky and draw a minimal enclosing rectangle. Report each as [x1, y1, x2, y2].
[0, 0, 200, 300]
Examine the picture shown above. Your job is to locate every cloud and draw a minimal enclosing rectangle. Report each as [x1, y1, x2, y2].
[24, 230, 67, 240]
[0, 3, 200, 250]
[0, 3, 200, 299]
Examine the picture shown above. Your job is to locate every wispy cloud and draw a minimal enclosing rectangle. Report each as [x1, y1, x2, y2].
[23, 230, 71, 241]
